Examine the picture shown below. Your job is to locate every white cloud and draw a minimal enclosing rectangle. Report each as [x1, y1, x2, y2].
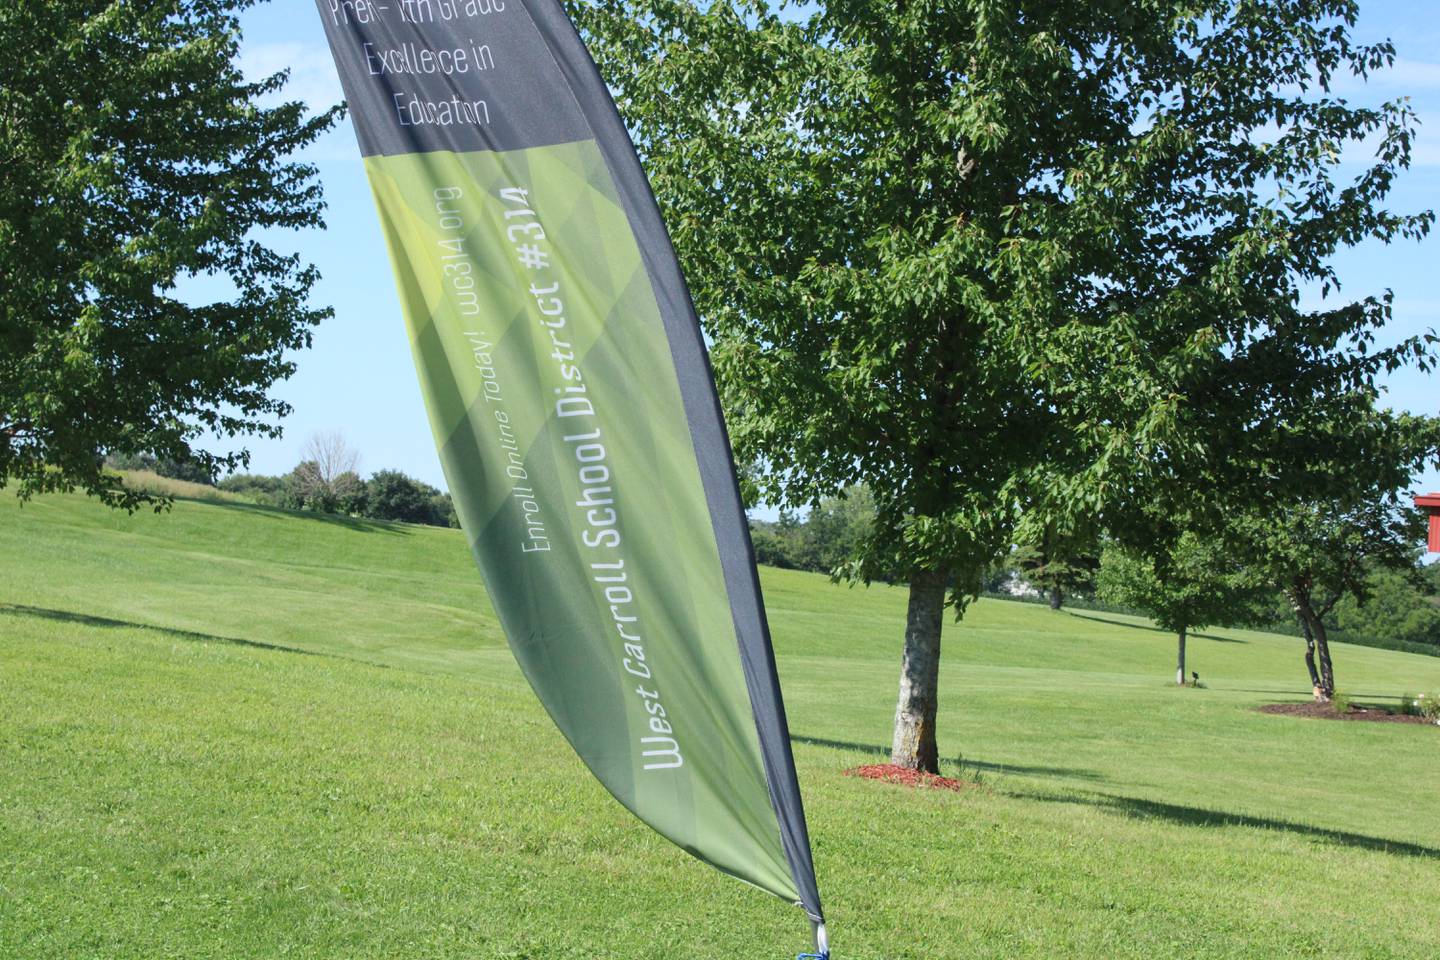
[1411, 138, 1440, 167]
[237, 41, 345, 116]
[235, 41, 356, 162]
[1324, 57, 1440, 97]
[1377, 58, 1440, 91]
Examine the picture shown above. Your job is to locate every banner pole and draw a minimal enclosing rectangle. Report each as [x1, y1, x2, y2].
[804, 920, 830, 959]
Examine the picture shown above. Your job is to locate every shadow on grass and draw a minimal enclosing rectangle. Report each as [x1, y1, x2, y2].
[196, 498, 412, 536]
[790, 733, 1108, 781]
[1021, 790, 1440, 859]
[1065, 611, 1247, 644]
[0, 603, 323, 659]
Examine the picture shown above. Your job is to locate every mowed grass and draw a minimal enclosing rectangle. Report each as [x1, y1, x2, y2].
[3, 493, 1439, 959]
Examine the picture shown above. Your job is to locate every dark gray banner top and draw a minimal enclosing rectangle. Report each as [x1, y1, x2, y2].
[315, 0, 591, 156]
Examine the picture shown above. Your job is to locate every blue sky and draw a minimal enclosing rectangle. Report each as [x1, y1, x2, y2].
[226, 1, 1440, 510]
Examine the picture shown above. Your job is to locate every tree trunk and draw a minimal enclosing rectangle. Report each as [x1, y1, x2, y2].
[1175, 627, 1187, 686]
[1284, 581, 1324, 702]
[1048, 585, 1063, 610]
[1299, 618, 1321, 695]
[890, 567, 949, 773]
[1312, 618, 1336, 702]
[1285, 584, 1331, 702]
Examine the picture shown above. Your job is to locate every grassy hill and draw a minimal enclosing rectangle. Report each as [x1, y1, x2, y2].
[3, 493, 1438, 959]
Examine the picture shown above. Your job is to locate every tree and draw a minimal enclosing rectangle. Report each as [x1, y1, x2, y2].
[575, 0, 1433, 770]
[1098, 535, 1260, 686]
[107, 451, 214, 484]
[807, 485, 888, 580]
[1333, 564, 1440, 650]
[291, 431, 363, 514]
[217, 471, 289, 505]
[747, 488, 888, 576]
[1227, 487, 1429, 701]
[0, 0, 340, 510]
[431, 491, 460, 529]
[1013, 526, 1100, 611]
[367, 469, 450, 526]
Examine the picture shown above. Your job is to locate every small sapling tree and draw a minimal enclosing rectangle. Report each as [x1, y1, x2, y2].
[1227, 487, 1431, 701]
[1098, 535, 1260, 686]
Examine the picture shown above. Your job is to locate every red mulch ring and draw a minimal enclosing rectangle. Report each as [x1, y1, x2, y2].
[843, 763, 973, 791]
[1259, 702, 1435, 725]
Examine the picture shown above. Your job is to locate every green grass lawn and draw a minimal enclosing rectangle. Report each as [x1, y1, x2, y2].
[3, 493, 1438, 959]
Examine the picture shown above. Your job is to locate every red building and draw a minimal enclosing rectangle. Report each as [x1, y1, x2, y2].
[1418, 493, 1440, 554]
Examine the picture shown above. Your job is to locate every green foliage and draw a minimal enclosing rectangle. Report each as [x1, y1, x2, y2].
[749, 486, 887, 579]
[749, 510, 815, 572]
[1012, 533, 1100, 608]
[288, 432, 364, 515]
[574, 0, 1436, 598]
[366, 469, 458, 528]
[0, 0, 341, 510]
[577, 0, 1439, 765]
[107, 451, 215, 485]
[1333, 566, 1440, 648]
[1226, 483, 1432, 614]
[217, 472, 293, 506]
[218, 467, 458, 528]
[1097, 535, 1261, 639]
[1223, 489, 1436, 698]
[1240, 573, 1440, 659]
[1235, 492, 1425, 610]
[289, 462, 366, 515]
[1397, 691, 1440, 721]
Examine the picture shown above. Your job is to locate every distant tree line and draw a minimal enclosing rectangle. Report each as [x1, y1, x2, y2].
[750, 486, 1440, 670]
[215, 469, 458, 528]
[748, 486, 891, 580]
[105, 451, 217, 487]
[108, 432, 457, 529]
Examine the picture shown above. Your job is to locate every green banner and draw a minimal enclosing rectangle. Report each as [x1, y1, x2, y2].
[315, 0, 824, 947]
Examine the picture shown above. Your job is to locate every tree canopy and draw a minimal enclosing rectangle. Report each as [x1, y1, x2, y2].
[0, 0, 340, 509]
[1225, 485, 1430, 699]
[576, 0, 1436, 770]
[1098, 533, 1262, 685]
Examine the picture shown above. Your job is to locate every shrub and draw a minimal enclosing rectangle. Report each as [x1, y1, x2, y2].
[429, 492, 460, 528]
[119, 471, 246, 504]
[218, 473, 291, 507]
[1333, 567, 1440, 648]
[107, 452, 214, 485]
[366, 470, 447, 525]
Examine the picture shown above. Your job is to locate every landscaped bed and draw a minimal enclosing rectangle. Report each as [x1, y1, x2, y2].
[1259, 701, 1436, 725]
[843, 763, 974, 791]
